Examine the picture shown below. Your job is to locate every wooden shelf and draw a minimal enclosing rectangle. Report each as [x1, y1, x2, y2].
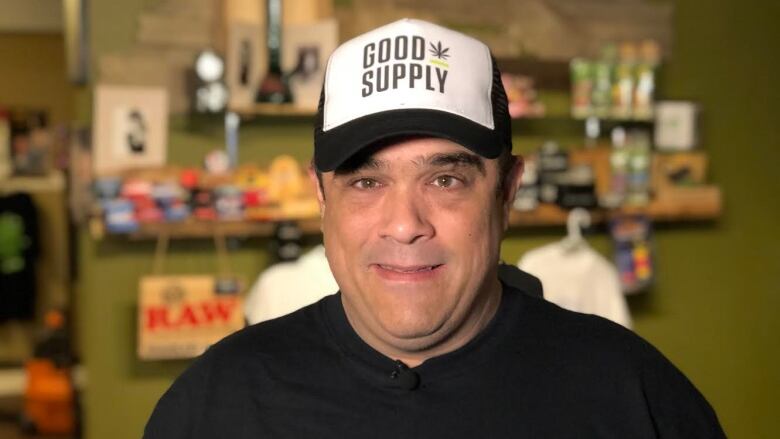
[495, 57, 571, 91]
[509, 191, 722, 227]
[229, 103, 316, 118]
[1, 171, 65, 193]
[94, 217, 322, 240]
[93, 191, 721, 240]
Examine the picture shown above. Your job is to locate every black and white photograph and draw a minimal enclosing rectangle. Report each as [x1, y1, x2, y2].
[92, 85, 168, 176]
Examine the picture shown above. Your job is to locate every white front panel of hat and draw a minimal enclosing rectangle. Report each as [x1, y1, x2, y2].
[323, 19, 495, 131]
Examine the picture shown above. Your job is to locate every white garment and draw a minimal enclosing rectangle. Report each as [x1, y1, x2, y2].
[517, 242, 632, 328]
[244, 245, 338, 325]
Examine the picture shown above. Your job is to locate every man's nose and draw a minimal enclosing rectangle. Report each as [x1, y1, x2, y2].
[378, 187, 435, 244]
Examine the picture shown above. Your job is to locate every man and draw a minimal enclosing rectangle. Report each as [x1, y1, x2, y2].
[145, 19, 724, 438]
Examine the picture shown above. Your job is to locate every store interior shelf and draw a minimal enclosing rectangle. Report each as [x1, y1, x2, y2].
[511, 116, 653, 138]
[1, 171, 65, 193]
[93, 192, 721, 240]
[495, 57, 571, 90]
[509, 192, 722, 227]
[229, 103, 316, 118]
[93, 217, 322, 240]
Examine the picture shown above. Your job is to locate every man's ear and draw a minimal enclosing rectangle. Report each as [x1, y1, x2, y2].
[502, 155, 524, 230]
[307, 165, 325, 217]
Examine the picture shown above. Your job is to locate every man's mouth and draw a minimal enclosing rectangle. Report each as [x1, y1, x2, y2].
[376, 264, 443, 273]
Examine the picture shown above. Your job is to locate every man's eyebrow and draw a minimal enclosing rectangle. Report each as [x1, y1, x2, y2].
[423, 152, 486, 175]
[334, 156, 387, 176]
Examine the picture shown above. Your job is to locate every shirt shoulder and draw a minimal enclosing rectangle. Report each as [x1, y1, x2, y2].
[508, 291, 725, 437]
[143, 295, 338, 439]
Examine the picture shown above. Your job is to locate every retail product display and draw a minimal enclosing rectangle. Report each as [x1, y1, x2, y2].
[138, 275, 245, 360]
[512, 155, 539, 212]
[571, 41, 660, 120]
[606, 127, 652, 207]
[610, 215, 654, 294]
[654, 101, 699, 151]
[518, 209, 632, 328]
[536, 141, 569, 204]
[21, 310, 77, 435]
[92, 154, 319, 235]
[501, 73, 545, 118]
[193, 50, 229, 113]
[256, 0, 292, 104]
[9, 110, 52, 176]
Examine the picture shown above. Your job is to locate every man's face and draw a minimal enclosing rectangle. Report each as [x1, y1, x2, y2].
[312, 137, 521, 360]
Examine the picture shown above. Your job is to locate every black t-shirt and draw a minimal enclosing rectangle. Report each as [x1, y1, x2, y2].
[144, 285, 725, 438]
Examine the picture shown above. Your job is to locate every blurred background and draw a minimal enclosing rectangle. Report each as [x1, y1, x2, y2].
[0, 0, 777, 438]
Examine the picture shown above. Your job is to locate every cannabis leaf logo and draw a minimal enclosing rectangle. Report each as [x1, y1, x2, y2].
[429, 41, 450, 60]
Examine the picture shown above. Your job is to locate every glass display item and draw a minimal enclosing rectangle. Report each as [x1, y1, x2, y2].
[256, 0, 292, 104]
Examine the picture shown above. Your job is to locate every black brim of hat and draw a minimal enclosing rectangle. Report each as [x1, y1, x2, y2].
[314, 109, 505, 172]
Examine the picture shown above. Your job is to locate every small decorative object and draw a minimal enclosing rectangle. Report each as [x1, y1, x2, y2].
[610, 215, 654, 294]
[226, 22, 265, 109]
[654, 101, 699, 151]
[267, 155, 304, 203]
[10, 110, 51, 176]
[179, 168, 200, 190]
[136, 197, 164, 224]
[215, 185, 243, 220]
[537, 141, 569, 204]
[570, 59, 593, 119]
[256, 0, 292, 104]
[501, 73, 545, 119]
[194, 50, 229, 113]
[556, 165, 598, 209]
[191, 188, 217, 221]
[611, 42, 636, 120]
[513, 156, 539, 212]
[164, 201, 190, 223]
[282, 18, 339, 110]
[633, 40, 661, 120]
[92, 85, 168, 176]
[93, 177, 122, 200]
[204, 149, 231, 175]
[103, 199, 138, 234]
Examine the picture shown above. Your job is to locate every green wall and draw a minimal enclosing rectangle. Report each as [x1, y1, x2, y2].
[77, 1, 779, 438]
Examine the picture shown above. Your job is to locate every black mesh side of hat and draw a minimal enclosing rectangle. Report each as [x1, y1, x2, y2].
[489, 54, 513, 152]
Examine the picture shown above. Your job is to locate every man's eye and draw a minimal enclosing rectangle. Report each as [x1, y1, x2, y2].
[432, 175, 461, 188]
[352, 178, 380, 189]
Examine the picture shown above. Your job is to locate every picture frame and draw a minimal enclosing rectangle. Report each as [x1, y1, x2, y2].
[92, 85, 168, 176]
[282, 18, 339, 110]
[226, 22, 266, 110]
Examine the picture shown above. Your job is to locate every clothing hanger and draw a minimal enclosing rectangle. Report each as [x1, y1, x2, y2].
[560, 208, 591, 251]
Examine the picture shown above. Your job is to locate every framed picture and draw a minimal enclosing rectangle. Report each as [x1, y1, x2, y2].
[226, 22, 266, 109]
[92, 85, 168, 176]
[282, 18, 339, 110]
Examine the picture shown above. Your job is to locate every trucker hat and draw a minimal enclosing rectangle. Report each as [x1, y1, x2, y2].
[313, 18, 512, 172]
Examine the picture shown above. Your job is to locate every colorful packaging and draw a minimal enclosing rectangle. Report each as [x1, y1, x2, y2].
[611, 43, 637, 120]
[570, 59, 593, 119]
[633, 40, 660, 120]
[610, 215, 654, 294]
